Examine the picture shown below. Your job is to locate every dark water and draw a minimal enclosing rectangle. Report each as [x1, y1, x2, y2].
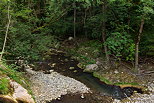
[34, 52, 142, 103]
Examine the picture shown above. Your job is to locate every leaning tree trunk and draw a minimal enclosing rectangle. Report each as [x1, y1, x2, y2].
[102, 1, 109, 65]
[135, 18, 144, 73]
[0, 4, 11, 61]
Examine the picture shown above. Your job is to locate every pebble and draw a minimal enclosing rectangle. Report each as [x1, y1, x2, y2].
[28, 70, 90, 103]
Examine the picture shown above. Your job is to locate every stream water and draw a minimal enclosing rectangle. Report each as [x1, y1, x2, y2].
[34, 52, 142, 103]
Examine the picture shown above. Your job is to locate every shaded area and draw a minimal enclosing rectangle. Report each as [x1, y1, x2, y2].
[48, 93, 112, 103]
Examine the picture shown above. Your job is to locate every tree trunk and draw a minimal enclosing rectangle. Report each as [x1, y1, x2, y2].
[102, 1, 109, 65]
[84, 8, 87, 38]
[135, 18, 144, 73]
[0, 5, 11, 61]
[73, 1, 76, 38]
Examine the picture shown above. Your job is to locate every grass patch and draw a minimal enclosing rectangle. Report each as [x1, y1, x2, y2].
[93, 72, 113, 84]
[0, 65, 25, 86]
[93, 72, 141, 88]
[114, 82, 139, 86]
[0, 78, 10, 94]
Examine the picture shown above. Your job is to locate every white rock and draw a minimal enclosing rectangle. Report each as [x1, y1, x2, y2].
[114, 70, 119, 74]
[10, 81, 35, 103]
[81, 94, 84, 99]
[85, 64, 98, 72]
[68, 37, 73, 40]
[49, 70, 54, 73]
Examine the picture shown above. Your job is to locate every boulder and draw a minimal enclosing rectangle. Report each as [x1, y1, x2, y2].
[0, 95, 17, 103]
[84, 64, 98, 72]
[10, 81, 35, 103]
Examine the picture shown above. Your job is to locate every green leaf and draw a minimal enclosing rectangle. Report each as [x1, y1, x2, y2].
[0, 52, 4, 55]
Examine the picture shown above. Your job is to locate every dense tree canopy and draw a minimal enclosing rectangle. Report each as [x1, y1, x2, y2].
[0, 0, 154, 72]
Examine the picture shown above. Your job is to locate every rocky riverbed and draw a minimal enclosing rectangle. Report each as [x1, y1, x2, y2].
[26, 69, 90, 103]
[23, 49, 154, 103]
[113, 82, 154, 103]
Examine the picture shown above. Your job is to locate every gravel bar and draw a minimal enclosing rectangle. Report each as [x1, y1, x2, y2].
[27, 69, 90, 103]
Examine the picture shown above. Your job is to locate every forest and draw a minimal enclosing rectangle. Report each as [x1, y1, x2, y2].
[0, 0, 154, 103]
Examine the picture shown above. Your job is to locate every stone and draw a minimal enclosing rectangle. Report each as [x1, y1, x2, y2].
[114, 70, 119, 74]
[68, 37, 73, 40]
[49, 70, 54, 73]
[69, 67, 75, 70]
[73, 70, 77, 72]
[25, 69, 36, 75]
[81, 94, 84, 99]
[57, 97, 61, 100]
[10, 81, 35, 103]
[64, 59, 69, 62]
[84, 64, 98, 72]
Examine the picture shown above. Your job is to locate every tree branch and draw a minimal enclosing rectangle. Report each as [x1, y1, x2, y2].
[0, 4, 11, 61]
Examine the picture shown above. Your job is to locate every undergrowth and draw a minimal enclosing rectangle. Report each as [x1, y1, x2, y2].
[93, 72, 140, 87]
[0, 78, 10, 94]
[64, 40, 102, 68]
[0, 61, 32, 95]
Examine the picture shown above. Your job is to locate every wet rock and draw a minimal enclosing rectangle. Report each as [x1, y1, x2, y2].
[122, 87, 134, 97]
[112, 86, 124, 99]
[69, 67, 75, 70]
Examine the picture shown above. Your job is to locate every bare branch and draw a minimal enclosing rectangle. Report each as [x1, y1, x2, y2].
[0, 4, 11, 61]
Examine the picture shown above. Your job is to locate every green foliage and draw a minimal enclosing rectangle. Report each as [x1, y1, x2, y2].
[105, 32, 135, 60]
[65, 40, 102, 66]
[6, 22, 57, 60]
[0, 62, 29, 89]
[114, 82, 139, 86]
[140, 30, 154, 56]
[0, 78, 10, 94]
[93, 72, 140, 86]
[79, 40, 102, 57]
[85, 14, 103, 38]
[0, 0, 60, 61]
[0, 0, 154, 62]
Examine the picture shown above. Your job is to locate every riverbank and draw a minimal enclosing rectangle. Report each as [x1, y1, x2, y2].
[113, 82, 154, 103]
[27, 69, 90, 103]
[60, 39, 154, 102]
